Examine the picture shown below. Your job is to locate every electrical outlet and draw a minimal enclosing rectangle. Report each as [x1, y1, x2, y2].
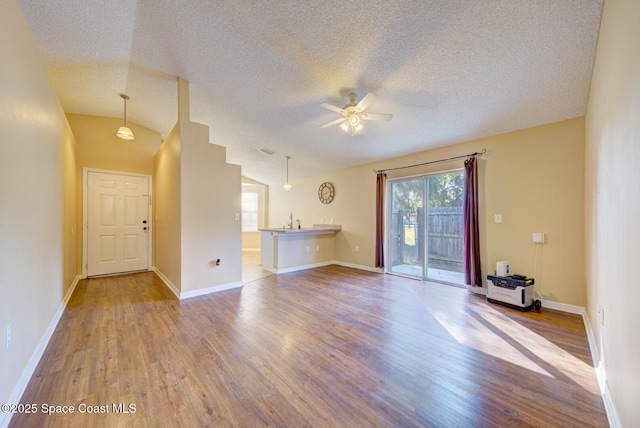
[355, 246, 360, 252]
[533, 233, 545, 244]
[315, 245, 320, 251]
[5, 324, 11, 349]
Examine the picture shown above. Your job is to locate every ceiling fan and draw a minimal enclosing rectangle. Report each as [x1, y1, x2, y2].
[319, 92, 392, 135]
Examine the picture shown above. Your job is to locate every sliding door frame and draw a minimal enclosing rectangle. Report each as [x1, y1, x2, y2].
[386, 167, 465, 285]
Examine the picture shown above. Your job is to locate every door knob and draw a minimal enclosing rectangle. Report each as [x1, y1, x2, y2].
[143, 227, 147, 231]
[142, 220, 147, 224]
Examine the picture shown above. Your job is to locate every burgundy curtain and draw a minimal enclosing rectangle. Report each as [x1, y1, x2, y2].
[464, 157, 482, 286]
[375, 173, 386, 268]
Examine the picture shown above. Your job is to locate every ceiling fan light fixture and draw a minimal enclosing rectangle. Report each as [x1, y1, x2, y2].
[116, 93, 134, 140]
[320, 92, 391, 136]
[340, 113, 364, 135]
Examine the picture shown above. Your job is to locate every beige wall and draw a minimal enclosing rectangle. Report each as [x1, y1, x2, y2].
[178, 78, 242, 293]
[180, 120, 242, 292]
[0, 0, 77, 407]
[481, 118, 585, 305]
[153, 123, 182, 289]
[269, 118, 586, 306]
[61, 120, 78, 297]
[274, 233, 336, 270]
[68, 113, 161, 176]
[242, 232, 261, 250]
[585, 0, 639, 425]
[67, 114, 162, 273]
[153, 78, 242, 295]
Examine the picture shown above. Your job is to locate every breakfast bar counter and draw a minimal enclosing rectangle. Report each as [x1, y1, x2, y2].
[260, 225, 341, 273]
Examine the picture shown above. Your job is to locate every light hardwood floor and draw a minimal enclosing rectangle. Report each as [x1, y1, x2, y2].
[10, 266, 608, 427]
[242, 250, 272, 284]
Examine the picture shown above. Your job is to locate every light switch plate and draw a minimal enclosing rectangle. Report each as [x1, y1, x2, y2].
[494, 214, 502, 223]
[5, 324, 11, 349]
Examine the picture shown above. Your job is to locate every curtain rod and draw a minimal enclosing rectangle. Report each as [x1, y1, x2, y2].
[374, 149, 486, 174]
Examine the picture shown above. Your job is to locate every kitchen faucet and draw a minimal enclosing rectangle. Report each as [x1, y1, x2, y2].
[287, 212, 293, 229]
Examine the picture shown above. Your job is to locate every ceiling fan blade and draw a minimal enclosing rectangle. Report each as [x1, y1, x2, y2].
[355, 92, 377, 112]
[319, 117, 346, 128]
[319, 102, 346, 114]
[361, 113, 393, 121]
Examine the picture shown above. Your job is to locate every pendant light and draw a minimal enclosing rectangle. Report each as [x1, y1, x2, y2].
[116, 93, 134, 140]
[283, 156, 293, 191]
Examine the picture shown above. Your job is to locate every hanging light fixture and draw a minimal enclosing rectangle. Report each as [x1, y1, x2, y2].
[116, 93, 134, 140]
[283, 156, 293, 191]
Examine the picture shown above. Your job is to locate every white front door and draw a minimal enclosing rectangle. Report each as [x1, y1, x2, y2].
[87, 171, 150, 276]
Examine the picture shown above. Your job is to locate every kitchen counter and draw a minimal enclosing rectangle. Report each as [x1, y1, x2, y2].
[260, 225, 341, 273]
[259, 225, 341, 235]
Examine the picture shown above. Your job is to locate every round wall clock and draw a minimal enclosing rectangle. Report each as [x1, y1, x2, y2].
[318, 182, 335, 204]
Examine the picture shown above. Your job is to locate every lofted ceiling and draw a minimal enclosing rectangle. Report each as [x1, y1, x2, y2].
[17, 0, 603, 185]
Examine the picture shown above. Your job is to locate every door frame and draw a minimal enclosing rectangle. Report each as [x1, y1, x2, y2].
[82, 168, 153, 278]
[385, 167, 464, 283]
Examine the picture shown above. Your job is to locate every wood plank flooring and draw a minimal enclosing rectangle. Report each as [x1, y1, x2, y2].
[9, 266, 608, 427]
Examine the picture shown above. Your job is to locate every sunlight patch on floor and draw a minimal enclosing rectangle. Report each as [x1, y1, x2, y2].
[473, 306, 597, 392]
[430, 304, 553, 377]
[430, 301, 598, 393]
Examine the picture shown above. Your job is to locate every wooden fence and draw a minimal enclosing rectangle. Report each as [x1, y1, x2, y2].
[391, 207, 464, 272]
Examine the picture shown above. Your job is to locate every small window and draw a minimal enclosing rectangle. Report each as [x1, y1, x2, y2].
[241, 192, 259, 232]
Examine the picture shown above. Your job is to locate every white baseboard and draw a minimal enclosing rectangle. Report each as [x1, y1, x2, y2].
[468, 286, 485, 295]
[273, 261, 334, 274]
[540, 299, 584, 314]
[1, 274, 81, 428]
[333, 261, 384, 274]
[151, 267, 243, 300]
[180, 281, 243, 300]
[602, 380, 621, 428]
[578, 306, 621, 428]
[151, 267, 180, 299]
[66, 275, 81, 305]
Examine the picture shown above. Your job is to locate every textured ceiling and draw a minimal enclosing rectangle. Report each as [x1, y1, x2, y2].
[17, 0, 603, 185]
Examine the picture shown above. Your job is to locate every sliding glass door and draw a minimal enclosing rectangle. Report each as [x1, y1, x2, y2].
[425, 171, 465, 284]
[389, 178, 424, 278]
[388, 171, 465, 285]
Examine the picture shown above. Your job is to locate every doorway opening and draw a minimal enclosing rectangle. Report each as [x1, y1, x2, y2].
[388, 170, 465, 286]
[241, 180, 271, 283]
